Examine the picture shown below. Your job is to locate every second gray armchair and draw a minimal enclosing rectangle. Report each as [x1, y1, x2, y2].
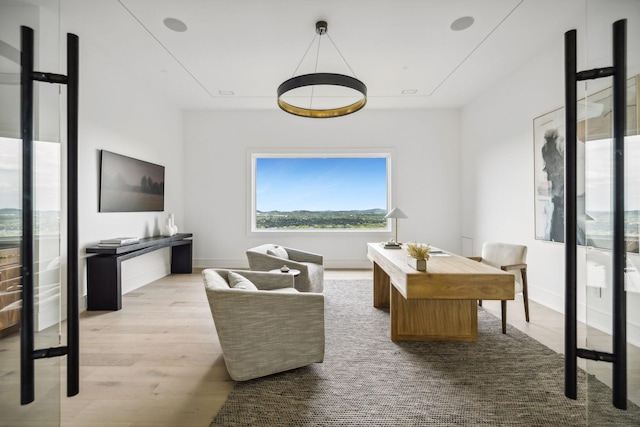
[246, 244, 324, 293]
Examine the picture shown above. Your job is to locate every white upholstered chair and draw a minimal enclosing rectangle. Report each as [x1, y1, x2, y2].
[202, 268, 325, 381]
[470, 242, 529, 334]
[246, 244, 324, 293]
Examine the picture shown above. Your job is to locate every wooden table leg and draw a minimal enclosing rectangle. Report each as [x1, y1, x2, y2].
[373, 261, 390, 308]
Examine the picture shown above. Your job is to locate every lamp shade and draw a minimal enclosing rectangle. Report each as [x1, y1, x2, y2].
[384, 207, 408, 219]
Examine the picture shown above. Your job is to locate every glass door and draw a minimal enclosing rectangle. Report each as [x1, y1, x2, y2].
[582, 0, 640, 420]
[0, 1, 63, 426]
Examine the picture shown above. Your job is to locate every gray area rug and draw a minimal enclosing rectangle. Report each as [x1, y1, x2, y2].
[211, 280, 640, 426]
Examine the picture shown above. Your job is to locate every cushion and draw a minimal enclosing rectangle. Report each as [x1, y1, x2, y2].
[267, 245, 289, 259]
[203, 269, 232, 290]
[228, 271, 259, 291]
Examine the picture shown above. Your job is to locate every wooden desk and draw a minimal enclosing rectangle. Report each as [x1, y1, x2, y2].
[367, 242, 514, 342]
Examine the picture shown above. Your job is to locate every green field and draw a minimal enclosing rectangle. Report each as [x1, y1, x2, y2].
[0, 209, 60, 237]
[256, 209, 386, 230]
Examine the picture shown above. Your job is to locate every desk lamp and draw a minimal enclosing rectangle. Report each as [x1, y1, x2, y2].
[384, 207, 408, 247]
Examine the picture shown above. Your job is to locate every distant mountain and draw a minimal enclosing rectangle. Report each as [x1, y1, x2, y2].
[256, 208, 386, 214]
[0, 208, 21, 215]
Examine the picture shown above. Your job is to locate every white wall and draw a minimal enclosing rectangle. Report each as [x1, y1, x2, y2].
[461, 0, 640, 345]
[460, 36, 568, 309]
[183, 108, 461, 269]
[61, 13, 185, 307]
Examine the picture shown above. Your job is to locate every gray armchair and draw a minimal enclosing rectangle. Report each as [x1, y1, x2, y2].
[246, 244, 324, 293]
[202, 268, 325, 381]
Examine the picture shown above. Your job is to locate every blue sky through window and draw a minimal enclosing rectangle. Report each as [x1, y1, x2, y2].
[256, 157, 387, 212]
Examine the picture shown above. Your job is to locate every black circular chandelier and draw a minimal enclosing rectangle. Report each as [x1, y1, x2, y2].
[277, 21, 367, 118]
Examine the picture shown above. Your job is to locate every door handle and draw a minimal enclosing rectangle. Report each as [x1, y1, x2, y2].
[20, 26, 80, 405]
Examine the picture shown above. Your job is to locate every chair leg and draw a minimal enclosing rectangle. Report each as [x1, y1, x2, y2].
[478, 300, 483, 307]
[521, 268, 530, 322]
[501, 300, 507, 334]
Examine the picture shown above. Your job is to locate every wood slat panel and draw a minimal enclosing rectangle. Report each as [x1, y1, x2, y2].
[0, 247, 20, 267]
[0, 246, 20, 336]
[390, 285, 477, 342]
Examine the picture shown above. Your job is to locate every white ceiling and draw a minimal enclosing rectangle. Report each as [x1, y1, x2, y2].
[61, 0, 585, 111]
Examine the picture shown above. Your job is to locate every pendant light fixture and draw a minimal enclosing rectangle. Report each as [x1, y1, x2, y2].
[277, 21, 367, 118]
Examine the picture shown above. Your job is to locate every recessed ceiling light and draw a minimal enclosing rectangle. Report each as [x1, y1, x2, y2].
[402, 89, 417, 95]
[218, 90, 235, 96]
[164, 17, 187, 32]
[450, 16, 474, 31]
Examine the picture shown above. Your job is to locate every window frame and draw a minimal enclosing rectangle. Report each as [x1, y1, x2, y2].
[248, 149, 393, 234]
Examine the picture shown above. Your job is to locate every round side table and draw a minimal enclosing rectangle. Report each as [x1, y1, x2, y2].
[269, 268, 301, 277]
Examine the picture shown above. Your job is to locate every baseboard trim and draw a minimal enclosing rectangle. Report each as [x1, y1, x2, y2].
[194, 258, 372, 270]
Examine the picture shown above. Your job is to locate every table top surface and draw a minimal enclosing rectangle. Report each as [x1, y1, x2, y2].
[367, 242, 514, 301]
[269, 268, 301, 276]
[86, 233, 193, 255]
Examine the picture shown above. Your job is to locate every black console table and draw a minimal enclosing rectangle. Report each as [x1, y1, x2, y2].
[86, 233, 193, 311]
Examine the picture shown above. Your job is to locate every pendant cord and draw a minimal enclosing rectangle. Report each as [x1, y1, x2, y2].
[290, 30, 358, 79]
[309, 35, 323, 109]
[291, 34, 318, 78]
[314, 35, 322, 73]
[326, 33, 358, 78]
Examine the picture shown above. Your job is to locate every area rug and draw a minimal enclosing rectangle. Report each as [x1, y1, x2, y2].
[211, 280, 640, 426]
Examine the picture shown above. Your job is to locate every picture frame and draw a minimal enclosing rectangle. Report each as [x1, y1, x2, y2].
[533, 75, 639, 250]
[99, 150, 165, 212]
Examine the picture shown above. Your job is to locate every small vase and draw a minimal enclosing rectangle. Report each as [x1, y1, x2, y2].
[164, 214, 177, 236]
[169, 214, 178, 235]
[408, 257, 427, 271]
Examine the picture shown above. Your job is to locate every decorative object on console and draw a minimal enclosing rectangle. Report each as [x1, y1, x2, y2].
[164, 213, 178, 236]
[406, 242, 431, 271]
[277, 20, 367, 118]
[98, 237, 140, 247]
[384, 207, 408, 245]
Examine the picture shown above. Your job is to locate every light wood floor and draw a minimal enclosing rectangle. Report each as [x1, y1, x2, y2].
[51, 269, 638, 426]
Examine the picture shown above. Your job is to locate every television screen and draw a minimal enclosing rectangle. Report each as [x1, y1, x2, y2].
[99, 150, 165, 212]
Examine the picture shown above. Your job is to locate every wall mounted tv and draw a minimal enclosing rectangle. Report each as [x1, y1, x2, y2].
[99, 150, 165, 212]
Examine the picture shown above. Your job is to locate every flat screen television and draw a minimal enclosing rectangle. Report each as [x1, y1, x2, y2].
[99, 150, 165, 212]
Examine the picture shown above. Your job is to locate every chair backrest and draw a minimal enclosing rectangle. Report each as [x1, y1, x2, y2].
[202, 268, 232, 290]
[246, 243, 286, 256]
[481, 242, 527, 287]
